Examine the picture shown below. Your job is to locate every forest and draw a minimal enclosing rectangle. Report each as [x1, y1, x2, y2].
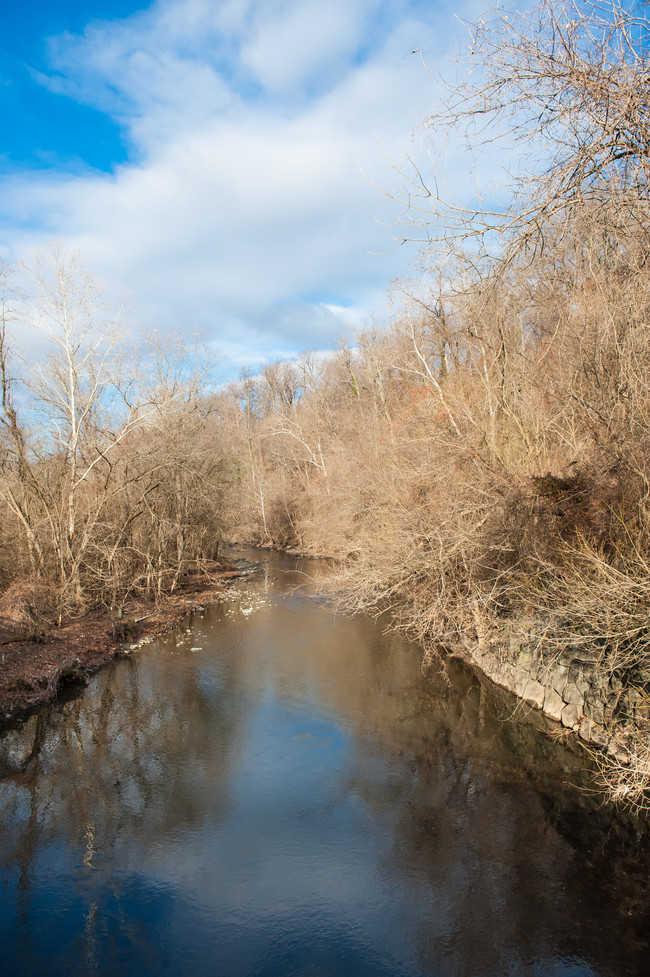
[2, 0, 650, 806]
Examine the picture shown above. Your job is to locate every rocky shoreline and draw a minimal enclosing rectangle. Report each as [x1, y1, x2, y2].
[443, 612, 649, 805]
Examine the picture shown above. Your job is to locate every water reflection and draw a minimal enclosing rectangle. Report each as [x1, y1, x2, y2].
[0, 550, 648, 977]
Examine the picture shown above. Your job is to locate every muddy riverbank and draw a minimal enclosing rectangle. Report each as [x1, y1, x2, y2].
[0, 560, 252, 725]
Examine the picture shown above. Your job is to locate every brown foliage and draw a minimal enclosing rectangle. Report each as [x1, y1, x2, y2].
[0, 578, 60, 631]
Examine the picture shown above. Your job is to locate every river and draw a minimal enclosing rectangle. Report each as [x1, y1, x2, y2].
[1, 550, 649, 976]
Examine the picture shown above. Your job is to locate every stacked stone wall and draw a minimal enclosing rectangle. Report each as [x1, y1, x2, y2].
[462, 624, 648, 764]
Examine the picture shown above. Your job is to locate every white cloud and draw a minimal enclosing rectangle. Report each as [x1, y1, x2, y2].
[0, 0, 506, 374]
[239, 0, 371, 92]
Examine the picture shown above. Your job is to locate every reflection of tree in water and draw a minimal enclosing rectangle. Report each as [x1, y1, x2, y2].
[0, 641, 248, 971]
[340, 656, 650, 977]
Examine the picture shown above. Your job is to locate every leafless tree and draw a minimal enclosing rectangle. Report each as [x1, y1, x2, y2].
[398, 1, 650, 276]
[0, 248, 239, 612]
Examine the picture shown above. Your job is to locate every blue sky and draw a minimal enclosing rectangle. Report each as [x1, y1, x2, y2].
[0, 0, 492, 374]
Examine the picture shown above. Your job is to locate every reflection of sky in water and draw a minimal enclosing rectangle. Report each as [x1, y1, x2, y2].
[0, 552, 648, 977]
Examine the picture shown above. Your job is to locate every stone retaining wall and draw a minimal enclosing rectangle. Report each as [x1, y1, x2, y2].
[462, 621, 647, 765]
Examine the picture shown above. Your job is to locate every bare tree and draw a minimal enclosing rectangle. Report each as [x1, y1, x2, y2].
[399, 1, 650, 275]
[0, 248, 239, 612]
[14, 247, 152, 606]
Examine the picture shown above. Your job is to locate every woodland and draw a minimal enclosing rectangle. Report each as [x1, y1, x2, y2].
[2, 0, 650, 806]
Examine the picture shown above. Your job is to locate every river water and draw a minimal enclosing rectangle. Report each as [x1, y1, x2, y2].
[1, 550, 649, 976]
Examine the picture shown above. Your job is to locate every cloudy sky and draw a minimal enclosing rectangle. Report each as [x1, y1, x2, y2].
[0, 0, 492, 374]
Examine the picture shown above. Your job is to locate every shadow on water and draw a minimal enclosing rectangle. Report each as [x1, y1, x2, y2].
[0, 548, 649, 976]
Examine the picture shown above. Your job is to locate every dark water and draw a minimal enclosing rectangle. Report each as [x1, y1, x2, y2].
[1, 551, 649, 977]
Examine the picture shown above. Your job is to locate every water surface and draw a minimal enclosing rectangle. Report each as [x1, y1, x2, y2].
[1, 551, 648, 976]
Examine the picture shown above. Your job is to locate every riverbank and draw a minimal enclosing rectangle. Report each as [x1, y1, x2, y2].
[297, 547, 650, 812]
[443, 620, 644, 804]
[0, 560, 248, 725]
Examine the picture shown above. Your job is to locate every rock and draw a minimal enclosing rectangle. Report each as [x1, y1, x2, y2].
[603, 703, 617, 725]
[489, 662, 510, 687]
[513, 669, 528, 698]
[607, 739, 631, 764]
[568, 664, 586, 686]
[517, 648, 535, 668]
[583, 690, 605, 725]
[626, 689, 648, 719]
[578, 717, 608, 747]
[562, 681, 585, 706]
[572, 646, 603, 664]
[588, 722, 609, 749]
[561, 702, 583, 729]
[508, 635, 521, 657]
[543, 687, 565, 723]
[578, 718, 595, 742]
[523, 679, 545, 710]
[552, 663, 569, 696]
[531, 659, 546, 683]
[559, 648, 577, 667]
